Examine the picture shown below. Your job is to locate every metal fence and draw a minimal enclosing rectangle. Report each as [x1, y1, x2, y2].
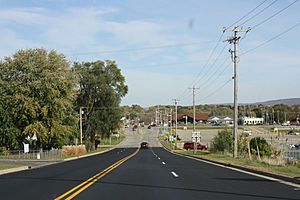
[284, 149, 300, 160]
[0, 149, 63, 161]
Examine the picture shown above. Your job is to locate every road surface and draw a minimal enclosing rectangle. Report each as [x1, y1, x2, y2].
[0, 127, 299, 200]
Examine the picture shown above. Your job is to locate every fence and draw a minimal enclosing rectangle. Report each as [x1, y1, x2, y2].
[284, 149, 300, 160]
[0, 149, 63, 161]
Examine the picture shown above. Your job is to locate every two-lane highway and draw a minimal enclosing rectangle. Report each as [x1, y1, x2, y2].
[0, 127, 299, 199]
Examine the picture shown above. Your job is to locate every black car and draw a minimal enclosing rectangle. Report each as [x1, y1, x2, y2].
[147, 125, 151, 129]
[140, 142, 149, 149]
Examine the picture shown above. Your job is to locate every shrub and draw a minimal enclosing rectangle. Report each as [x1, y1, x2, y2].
[62, 145, 86, 157]
[250, 137, 272, 157]
[211, 129, 232, 152]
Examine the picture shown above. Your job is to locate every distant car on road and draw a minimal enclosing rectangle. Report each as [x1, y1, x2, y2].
[183, 142, 207, 150]
[124, 124, 129, 128]
[140, 142, 149, 149]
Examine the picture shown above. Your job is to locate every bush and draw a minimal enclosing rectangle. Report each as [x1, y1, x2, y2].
[250, 137, 272, 157]
[62, 145, 86, 157]
[211, 129, 232, 152]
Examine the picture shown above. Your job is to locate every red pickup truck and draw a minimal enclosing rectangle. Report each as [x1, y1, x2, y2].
[183, 142, 208, 150]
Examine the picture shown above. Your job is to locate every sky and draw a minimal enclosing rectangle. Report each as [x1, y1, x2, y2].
[0, 0, 299, 107]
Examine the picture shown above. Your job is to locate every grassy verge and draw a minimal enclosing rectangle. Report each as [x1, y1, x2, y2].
[159, 137, 300, 178]
[100, 134, 125, 146]
[0, 164, 22, 170]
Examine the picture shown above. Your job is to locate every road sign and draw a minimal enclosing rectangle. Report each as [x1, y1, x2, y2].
[191, 132, 201, 142]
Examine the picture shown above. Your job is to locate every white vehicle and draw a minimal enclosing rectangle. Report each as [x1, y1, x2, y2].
[242, 129, 252, 136]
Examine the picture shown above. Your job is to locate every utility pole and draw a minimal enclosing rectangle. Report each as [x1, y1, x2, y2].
[189, 86, 200, 132]
[225, 26, 250, 159]
[172, 99, 179, 149]
[79, 107, 83, 145]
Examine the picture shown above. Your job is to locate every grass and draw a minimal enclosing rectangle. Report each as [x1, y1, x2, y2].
[159, 136, 300, 178]
[100, 134, 125, 146]
[0, 164, 22, 170]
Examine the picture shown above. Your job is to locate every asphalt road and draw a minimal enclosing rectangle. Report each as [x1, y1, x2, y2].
[0, 128, 299, 200]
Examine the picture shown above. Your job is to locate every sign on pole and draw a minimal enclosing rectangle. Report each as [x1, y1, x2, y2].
[23, 143, 29, 153]
[191, 132, 201, 143]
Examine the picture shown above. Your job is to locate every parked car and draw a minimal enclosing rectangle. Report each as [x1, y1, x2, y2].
[290, 144, 300, 149]
[242, 129, 252, 136]
[140, 142, 149, 149]
[183, 142, 208, 150]
[288, 130, 300, 135]
[147, 125, 151, 129]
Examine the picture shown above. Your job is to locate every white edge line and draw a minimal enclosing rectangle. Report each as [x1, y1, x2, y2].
[171, 171, 179, 177]
[175, 152, 300, 188]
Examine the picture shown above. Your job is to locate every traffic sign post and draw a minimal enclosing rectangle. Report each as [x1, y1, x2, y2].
[191, 132, 201, 154]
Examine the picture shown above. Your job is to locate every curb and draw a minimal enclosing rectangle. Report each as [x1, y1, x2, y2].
[63, 147, 114, 161]
[0, 166, 29, 176]
[160, 142, 300, 186]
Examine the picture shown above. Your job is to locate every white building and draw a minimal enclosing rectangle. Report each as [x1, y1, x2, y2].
[240, 117, 264, 125]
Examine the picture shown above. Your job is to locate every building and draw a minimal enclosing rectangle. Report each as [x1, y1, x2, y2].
[239, 117, 264, 125]
[208, 116, 233, 124]
[174, 113, 209, 124]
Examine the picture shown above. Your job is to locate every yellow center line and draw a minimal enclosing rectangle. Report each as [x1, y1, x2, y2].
[54, 148, 139, 200]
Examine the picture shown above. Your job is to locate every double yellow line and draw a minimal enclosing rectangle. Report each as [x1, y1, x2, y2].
[54, 148, 139, 200]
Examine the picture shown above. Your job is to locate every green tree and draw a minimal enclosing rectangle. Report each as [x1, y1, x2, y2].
[0, 49, 77, 150]
[75, 60, 127, 151]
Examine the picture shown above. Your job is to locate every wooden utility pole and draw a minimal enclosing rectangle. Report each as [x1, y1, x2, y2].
[189, 86, 200, 132]
[172, 99, 179, 149]
[225, 26, 250, 159]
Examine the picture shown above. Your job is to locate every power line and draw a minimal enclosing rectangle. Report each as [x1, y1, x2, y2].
[125, 59, 207, 70]
[238, 0, 278, 27]
[192, 43, 228, 87]
[176, 32, 225, 100]
[241, 22, 300, 55]
[195, 59, 232, 95]
[199, 79, 232, 101]
[67, 40, 218, 56]
[252, 0, 298, 30]
[227, 0, 269, 28]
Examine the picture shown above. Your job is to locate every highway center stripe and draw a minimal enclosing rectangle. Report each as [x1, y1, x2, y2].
[54, 148, 139, 200]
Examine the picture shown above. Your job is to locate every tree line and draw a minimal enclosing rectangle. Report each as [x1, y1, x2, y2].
[0, 49, 127, 151]
[123, 104, 300, 124]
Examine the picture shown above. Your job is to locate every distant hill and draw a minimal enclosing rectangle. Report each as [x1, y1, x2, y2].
[255, 98, 300, 106]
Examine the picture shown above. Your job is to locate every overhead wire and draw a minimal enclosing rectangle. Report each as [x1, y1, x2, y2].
[67, 40, 218, 56]
[241, 22, 300, 56]
[238, 0, 278, 27]
[251, 0, 298, 29]
[195, 58, 232, 96]
[199, 78, 232, 101]
[176, 32, 225, 100]
[192, 43, 229, 87]
[227, 0, 269, 28]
